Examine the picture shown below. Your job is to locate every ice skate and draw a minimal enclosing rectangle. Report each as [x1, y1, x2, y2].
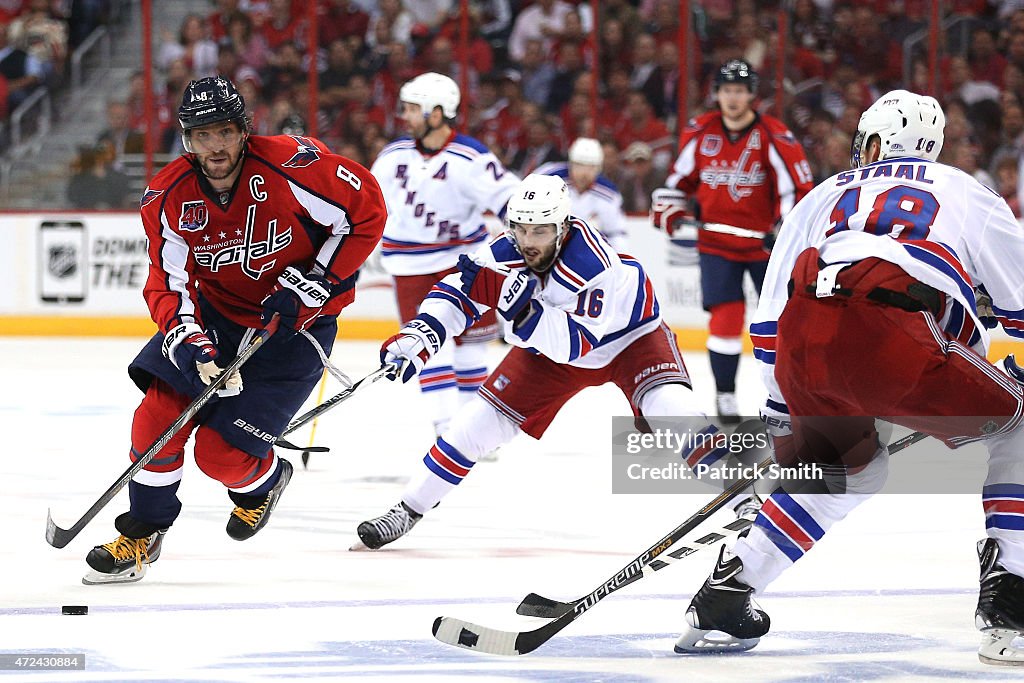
[976, 538, 1024, 666]
[732, 494, 763, 521]
[226, 458, 293, 541]
[83, 513, 167, 585]
[356, 501, 422, 549]
[716, 392, 741, 425]
[675, 545, 769, 653]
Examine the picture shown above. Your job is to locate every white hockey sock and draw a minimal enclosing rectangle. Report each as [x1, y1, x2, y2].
[454, 341, 490, 406]
[982, 422, 1024, 577]
[734, 451, 889, 592]
[638, 383, 733, 481]
[418, 343, 458, 434]
[402, 396, 520, 514]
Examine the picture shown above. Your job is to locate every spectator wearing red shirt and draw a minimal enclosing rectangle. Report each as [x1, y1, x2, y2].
[320, 0, 370, 48]
[612, 89, 673, 170]
[969, 27, 1007, 89]
[261, 0, 307, 50]
[208, 0, 241, 42]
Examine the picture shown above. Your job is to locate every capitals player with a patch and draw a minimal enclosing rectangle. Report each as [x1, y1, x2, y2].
[372, 72, 520, 437]
[652, 59, 813, 424]
[535, 137, 628, 250]
[81, 77, 385, 585]
[354, 174, 726, 550]
[676, 91, 1024, 665]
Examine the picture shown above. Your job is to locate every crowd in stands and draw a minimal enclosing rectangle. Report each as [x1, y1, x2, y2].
[7, 0, 1024, 214]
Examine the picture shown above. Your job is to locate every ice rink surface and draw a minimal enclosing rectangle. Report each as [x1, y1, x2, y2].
[1, 337, 1019, 682]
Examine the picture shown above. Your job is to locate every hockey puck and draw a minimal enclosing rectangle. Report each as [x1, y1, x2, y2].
[61, 605, 88, 615]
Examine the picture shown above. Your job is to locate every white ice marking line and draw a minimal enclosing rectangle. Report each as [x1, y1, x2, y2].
[0, 587, 976, 617]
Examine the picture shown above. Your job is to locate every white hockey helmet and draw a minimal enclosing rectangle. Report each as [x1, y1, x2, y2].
[851, 89, 945, 168]
[399, 71, 460, 120]
[568, 137, 604, 167]
[505, 174, 573, 253]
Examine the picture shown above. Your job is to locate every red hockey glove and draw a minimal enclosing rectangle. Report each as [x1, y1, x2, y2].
[457, 254, 535, 322]
[380, 314, 447, 383]
[651, 188, 689, 237]
[261, 266, 332, 334]
[162, 322, 243, 397]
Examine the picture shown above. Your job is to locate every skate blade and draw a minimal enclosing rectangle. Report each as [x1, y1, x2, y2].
[81, 565, 147, 585]
[979, 628, 1024, 666]
[348, 539, 376, 552]
[674, 625, 760, 654]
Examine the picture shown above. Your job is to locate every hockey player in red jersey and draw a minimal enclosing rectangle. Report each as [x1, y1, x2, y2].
[82, 76, 386, 585]
[652, 60, 813, 423]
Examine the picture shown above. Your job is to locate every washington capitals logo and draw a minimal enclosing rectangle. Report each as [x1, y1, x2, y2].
[282, 136, 321, 168]
[141, 187, 164, 208]
[179, 200, 209, 232]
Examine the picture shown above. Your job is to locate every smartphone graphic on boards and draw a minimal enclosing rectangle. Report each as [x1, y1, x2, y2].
[38, 220, 87, 303]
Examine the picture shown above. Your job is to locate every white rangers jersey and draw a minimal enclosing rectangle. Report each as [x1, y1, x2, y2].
[751, 156, 1024, 402]
[419, 217, 661, 369]
[535, 162, 629, 250]
[371, 133, 521, 276]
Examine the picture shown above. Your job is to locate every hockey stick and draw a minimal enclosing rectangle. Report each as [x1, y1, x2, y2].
[301, 369, 330, 469]
[431, 455, 774, 656]
[515, 429, 930, 619]
[275, 363, 396, 449]
[45, 317, 280, 549]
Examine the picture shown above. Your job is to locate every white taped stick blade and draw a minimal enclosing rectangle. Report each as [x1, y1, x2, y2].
[432, 616, 521, 656]
[979, 628, 1024, 666]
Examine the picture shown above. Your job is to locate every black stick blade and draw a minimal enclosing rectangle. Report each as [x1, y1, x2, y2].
[516, 593, 572, 618]
[45, 509, 76, 549]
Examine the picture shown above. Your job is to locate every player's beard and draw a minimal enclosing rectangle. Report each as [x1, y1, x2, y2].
[521, 241, 558, 273]
[198, 140, 246, 181]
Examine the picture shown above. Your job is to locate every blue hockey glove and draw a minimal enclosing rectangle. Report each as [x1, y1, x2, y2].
[162, 322, 242, 397]
[261, 266, 332, 334]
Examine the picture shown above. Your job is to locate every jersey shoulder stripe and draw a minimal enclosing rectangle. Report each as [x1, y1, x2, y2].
[379, 137, 416, 157]
[536, 162, 569, 178]
[452, 134, 490, 154]
[488, 235, 525, 267]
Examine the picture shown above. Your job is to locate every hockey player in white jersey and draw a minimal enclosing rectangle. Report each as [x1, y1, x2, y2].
[371, 72, 520, 435]
[356, 174, 723, 550]
[536, 137, 629, 251]
[677, 90, 1024, 665]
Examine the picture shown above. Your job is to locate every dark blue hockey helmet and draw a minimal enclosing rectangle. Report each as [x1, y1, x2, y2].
[178, 76, 248, 133]
[714, 59, 759, 94]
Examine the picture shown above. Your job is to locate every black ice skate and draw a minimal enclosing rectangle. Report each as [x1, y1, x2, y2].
[226, 458, 293, 541]
[976, 538, 1024, 666]
[675, 545, 770, 653]
[716, 392, 741, 425]
[356, 502, 422, 549]
[83, 513, 167, 585]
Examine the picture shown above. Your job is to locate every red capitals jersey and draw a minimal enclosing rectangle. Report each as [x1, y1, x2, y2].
[141, 134, 386, 334]
[667, 112, 813, 261]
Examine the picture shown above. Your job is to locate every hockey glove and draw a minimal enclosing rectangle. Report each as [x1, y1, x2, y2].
[760, 400, 794, 466]
[380, 314, 447, 383]
[976, 288, 998, 329]
[261, 266, 332, 334]
[651, 187, 688, 237]
[457, 254, 535, 322]
[162, 322, 243, 397]
[1000, 355, 1024, 389]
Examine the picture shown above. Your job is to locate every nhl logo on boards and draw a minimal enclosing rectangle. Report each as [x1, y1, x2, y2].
[179, 201, 209, 232]
[47, 244, 78, 278]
